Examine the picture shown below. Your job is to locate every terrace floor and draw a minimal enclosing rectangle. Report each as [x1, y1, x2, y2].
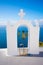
[0, 49, 43, 65]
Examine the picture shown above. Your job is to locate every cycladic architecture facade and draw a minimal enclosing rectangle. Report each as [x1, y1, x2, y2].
[7, 9, 40, 56]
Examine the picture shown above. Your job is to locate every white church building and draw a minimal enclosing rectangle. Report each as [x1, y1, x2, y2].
[6, 9, 40, 56]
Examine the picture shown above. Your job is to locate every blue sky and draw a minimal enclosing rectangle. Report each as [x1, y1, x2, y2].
[0, 0, 43, 48]
[0, 0, 43, 22]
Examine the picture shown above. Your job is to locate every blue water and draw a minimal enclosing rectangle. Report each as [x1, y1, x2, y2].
[39, 27, 43, 42]
[0, 26, 43, 48]
[0, 26, 7, 48]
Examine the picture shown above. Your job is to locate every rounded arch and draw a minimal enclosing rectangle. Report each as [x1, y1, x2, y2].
[17, 25, 29, 48]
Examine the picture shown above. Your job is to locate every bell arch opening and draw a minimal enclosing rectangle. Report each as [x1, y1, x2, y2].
[17, 25, 29, 55]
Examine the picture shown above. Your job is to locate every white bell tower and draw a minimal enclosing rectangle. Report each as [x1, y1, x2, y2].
[7, 9, 40, 56]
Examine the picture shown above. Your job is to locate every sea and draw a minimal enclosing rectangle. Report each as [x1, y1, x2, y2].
[0, 26, 43, 48]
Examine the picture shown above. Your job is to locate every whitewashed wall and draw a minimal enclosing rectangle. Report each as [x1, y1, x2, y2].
[7, 20, 39, 55]
[7, 24, 18, 55]
[29, 26, 39, 54]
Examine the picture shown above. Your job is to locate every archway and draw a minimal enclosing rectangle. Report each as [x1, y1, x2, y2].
[17, 26, 28, 55]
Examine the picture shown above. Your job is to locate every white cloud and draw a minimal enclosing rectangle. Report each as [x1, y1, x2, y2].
[40, 19, 43, 21]
[0, 21, 7, 26]
[34, 19, 39, 26]
[0, 18, 43, 26]
[0, 19, 18, 26]
[33, 19, 43, 26]
[39, 19, 43, 26]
